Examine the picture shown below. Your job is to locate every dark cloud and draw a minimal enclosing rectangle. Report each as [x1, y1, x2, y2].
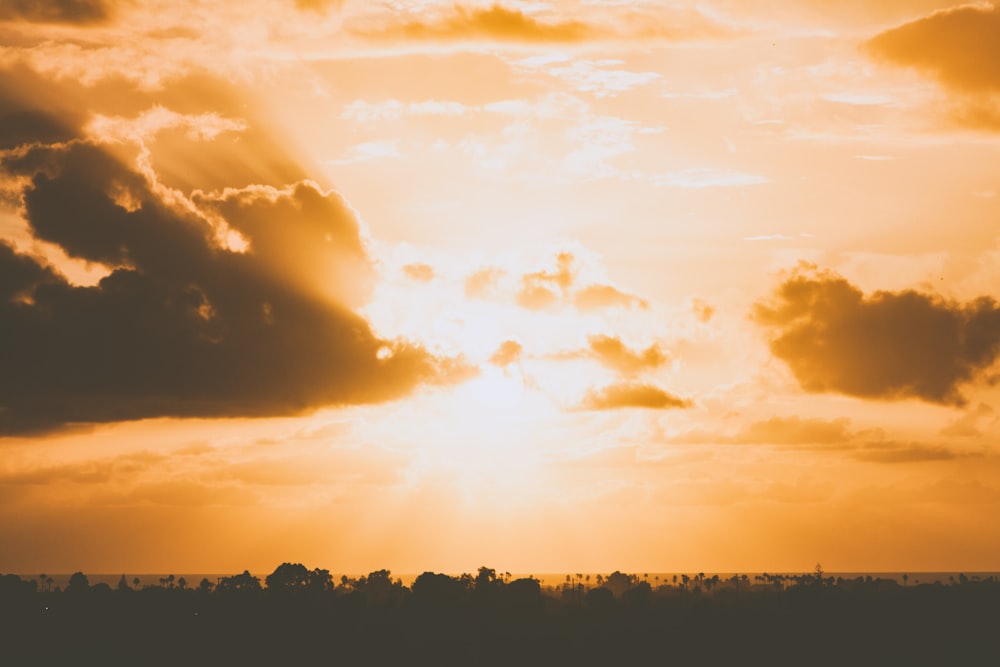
[581, 381, 690, 410]
[0, 110, 76, 151]
[489, 340, 522, 367]
[0, 0, 110, 24]
[866, 5, 1000, 93]
[0, 138, 465, 435]
[585, 334, 667, 376]
[754, 264, 1000, 405]
[402, 262, 435, 283]
[357, 4, 593, 43]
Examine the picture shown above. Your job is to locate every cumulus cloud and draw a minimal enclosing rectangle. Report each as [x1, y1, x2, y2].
[754, 264, 1000, 405]
[581, 381, 690, 410]
[0, 0, 110, 24]
[0, 106, 465, 435]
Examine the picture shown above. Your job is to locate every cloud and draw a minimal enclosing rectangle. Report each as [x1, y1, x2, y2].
[516, 251, 574, 309]
[668, 416, 856, 446]
[489, 340, 522, 367]
[692, 298, 715, 323]
[573, 284, 647, 311]
[0, 0, 110, 24]
[464, 266, 505, 298]
[355, 4, 594, 43]
[512, 252, 647, 312]
[865, 4, 1000, 131]
[940, 402, 995, 437]
[754, 264, 1000, 405]
[294, 0, 346, 13]
[581, 381, 690, 410]
[0, 124, 465, 434]
[854, 442, 958, 463]
[402, 262, 435, 282]
[866, 4, 1000, 93]
[584, 335, 667, 376]
[735, 416, 854, 445]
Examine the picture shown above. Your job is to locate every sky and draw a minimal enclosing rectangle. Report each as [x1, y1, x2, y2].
[2, 0, 1000, 576]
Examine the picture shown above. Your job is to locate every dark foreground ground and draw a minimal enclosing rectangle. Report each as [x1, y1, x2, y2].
[2, 568, 998, 666]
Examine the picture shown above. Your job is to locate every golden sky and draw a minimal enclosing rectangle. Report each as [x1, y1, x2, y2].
[2, 0, 1000, 575]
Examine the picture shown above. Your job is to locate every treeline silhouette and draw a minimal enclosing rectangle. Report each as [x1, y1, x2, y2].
[1, 564, 998, 666]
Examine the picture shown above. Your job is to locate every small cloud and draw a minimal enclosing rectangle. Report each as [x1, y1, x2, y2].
[464, 267, 505, 299]
[573, 284, 647, 310]
[489, 340, 523, 367]
[586, 334, 667, 376]
[294, 0, 346, 13]
[692, 298, 714, 323]
[515, 252, 575, 310]
[354, 4, 594, 43]
[402, 263, 435, 283]
[581, 382, 690, 410]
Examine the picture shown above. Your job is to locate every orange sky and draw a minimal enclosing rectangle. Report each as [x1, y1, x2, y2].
[2, 0, 1000, 576]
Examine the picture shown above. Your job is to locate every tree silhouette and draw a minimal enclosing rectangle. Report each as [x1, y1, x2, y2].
[266, 562, 311, 591]
[67, 572, 89, 593]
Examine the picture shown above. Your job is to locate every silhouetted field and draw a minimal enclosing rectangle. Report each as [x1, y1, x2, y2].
[2, 566, 998, 666]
